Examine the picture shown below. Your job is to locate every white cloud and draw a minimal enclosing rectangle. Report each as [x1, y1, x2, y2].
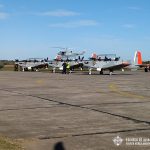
[37, 9, 80, 17]
[0, 12, 9, 19]
[128, 6, 141, 10]
[122, 24, 135, 29]
[49, 20, 99, 28]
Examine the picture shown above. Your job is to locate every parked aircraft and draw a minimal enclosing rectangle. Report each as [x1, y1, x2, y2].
[127, 51, 150, 72]
[15, 58, 48, 71]
[83, 53, 130, 75]
[48, 49, 84, 73]
[53, 47, 85, 59]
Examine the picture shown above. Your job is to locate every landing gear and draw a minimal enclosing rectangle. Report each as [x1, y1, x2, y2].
[109, 69, 113, 75]
[122, 68, 125, 72]
[109, 72, 113, 75]
[22, 67, 25, 72]
[89, 68, 92, 75]
[53, 68, 56, 73]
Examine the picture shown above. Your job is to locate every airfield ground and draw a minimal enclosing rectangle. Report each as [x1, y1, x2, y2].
[0, 71, 149, 150]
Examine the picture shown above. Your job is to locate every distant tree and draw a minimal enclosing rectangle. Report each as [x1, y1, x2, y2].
[143, 61, 150, 64]
[0, 60, 14, 65]
[0, 64, 4, 69]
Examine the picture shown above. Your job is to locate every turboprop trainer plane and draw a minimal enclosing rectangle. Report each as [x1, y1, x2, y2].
[83, 53, 130, 75]
[15, 58, 48, 71]
[48, 48, 85, 73]
[58, 49, 85, 60]
[127, 51, 150, 72]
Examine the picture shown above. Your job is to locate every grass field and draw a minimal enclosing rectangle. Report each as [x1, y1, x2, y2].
[0, 65, 14, 71]
[0, 136, 23, 150]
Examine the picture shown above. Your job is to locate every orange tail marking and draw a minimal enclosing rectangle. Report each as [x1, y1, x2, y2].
[137, 51, 142, 65]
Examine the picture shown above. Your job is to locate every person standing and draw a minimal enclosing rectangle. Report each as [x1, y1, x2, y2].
[62, 61, 67, 74]
[66, 62, 70, 74]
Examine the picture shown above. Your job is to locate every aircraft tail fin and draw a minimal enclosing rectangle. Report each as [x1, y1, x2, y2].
[134, 51, 142, 65]
[91, 53, 97, 59]
[55, 55, 62, 61]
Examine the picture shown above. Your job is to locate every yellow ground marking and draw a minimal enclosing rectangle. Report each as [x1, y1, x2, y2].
[109, 83, 145, 99]
[35, 79, 44, 84]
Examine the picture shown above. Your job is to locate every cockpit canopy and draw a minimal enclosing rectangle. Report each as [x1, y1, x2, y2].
[91, 54, 120, 61]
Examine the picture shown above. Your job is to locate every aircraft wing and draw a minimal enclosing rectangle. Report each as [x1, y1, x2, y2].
[33, 63, 48, 69]
[135, 64, 150, 68]
[102, 62, 130, 70]
[48, 61, 63, 70]
[69, 62, 83, 69]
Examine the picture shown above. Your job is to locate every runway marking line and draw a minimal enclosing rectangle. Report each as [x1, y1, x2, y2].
[109, 83, 145, 99]
[35, 79, 44, 84]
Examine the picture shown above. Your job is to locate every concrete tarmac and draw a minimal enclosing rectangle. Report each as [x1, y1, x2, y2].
[0, 71, 150, 150]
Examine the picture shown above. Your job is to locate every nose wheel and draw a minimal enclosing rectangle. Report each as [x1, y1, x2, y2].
[89, 68, 92, 75]
[109, 69, 113, 75]
[109, 72, 113, 75]
[53, 68, 56, 73]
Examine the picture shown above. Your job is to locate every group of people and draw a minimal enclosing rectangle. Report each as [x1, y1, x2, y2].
[62, 61, 71, 74]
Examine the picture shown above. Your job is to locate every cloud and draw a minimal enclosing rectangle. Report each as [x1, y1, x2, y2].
[37, 9, 80, 17]
[0, 12, 9, 19]
[122, 24, 135, 29]
[128, 6, 141, 10]
[49, 20, 99, 28]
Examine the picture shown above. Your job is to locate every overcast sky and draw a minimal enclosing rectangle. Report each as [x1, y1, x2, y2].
[0, 0, 150, 60]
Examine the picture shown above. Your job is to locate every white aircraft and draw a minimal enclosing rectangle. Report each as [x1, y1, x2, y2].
[15, 58, 48, 71]
[127, 51, 150, 72]
[83, 53, 130, 75]
[48, 49, 85, 73]
[53, 47, 85, 59]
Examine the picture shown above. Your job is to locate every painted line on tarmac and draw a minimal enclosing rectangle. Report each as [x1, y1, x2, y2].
[0, 105, 62, 112]
[1, 88, 150, 126]
[109, 83, 146, 99]
[38, 128, 150, 139]
[35, 79, 44, 84]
